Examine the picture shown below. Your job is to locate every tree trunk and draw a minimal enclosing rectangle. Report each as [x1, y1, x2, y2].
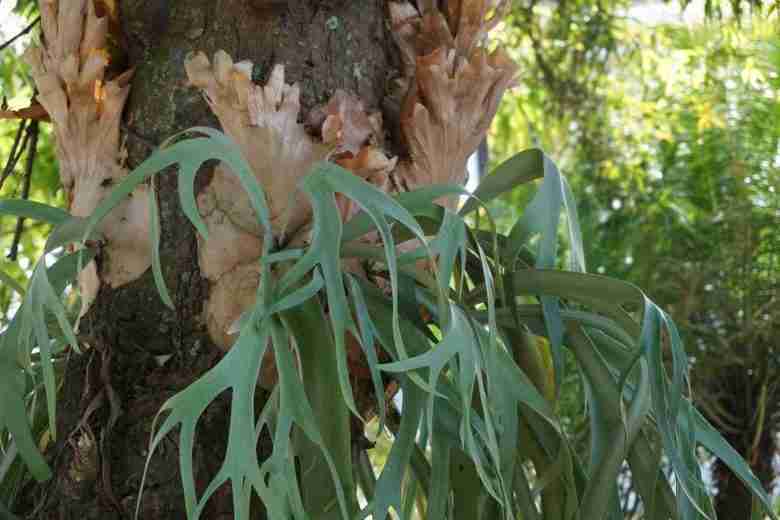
[713, 425, 775, 519]
[16, 1, 394, 518]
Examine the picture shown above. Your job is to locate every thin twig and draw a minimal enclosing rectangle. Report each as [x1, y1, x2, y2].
[0, 16, 40, 53]
[8, 120, 39, 261]
[0, 119, 29, 191]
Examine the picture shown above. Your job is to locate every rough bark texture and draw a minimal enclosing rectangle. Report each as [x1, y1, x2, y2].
[16, 1, 393, 518]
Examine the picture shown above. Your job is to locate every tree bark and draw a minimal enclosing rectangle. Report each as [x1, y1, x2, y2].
[16, 1, 394, 518]
[713, 424, 776, 519]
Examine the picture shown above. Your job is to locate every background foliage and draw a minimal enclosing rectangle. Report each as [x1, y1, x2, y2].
[490, 1, 780, 515]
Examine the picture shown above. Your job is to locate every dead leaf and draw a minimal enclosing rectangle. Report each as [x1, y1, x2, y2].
[309, 90, 375, 156]
[24, 0, 149, 315]
[185, 51, 329, 239]
[389, 0, 517, 208]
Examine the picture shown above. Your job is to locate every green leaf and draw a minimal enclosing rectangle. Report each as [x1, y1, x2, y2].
[342, 185, 463, 243]
[280, 162, 443, 419]
[363, 379, 424, 519]
[567, 326, 651, 520]
[1, 247, 95, 469]
[500, 153, 586, 400]
[684, 401, 777, 519]
[147, 177, 173, 309]
[346, 275, 387, 431]
[140, 313, 272, 520]
[87, 127, 272, 252]
[0, 121, 756, 520]
[282, 299, 356, 517]
[0, 199, 68, 225]
[459, 148, 544, 215]
[0, 270, 26, 297]
[0, 361, 50, 482]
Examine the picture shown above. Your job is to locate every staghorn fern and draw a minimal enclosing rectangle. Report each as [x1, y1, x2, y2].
[0, 130, 776, 520]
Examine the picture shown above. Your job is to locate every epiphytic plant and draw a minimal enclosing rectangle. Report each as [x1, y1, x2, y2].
[0, 1, 775, 519]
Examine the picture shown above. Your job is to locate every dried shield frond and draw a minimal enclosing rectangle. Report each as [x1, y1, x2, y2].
[335, 147, 397, 223]
[196, 167, 265, 283]
[205, 262, 261, 351]
[186, 50, 398, 354]
[24, 0, 149, 313]
[399, 47, 516, 196]
[390, 0, 508, 70]
[185, 51, 324, 351]
[390, 0, 517, 208]
[308, 90, 375, 157]
[443, 0, 509, 57]
[185, 51, 330, 240]
[388, 1, 423, 75]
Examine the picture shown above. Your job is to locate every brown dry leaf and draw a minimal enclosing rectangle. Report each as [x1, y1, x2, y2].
[94, 0, 117, 21]
[334, 146, 398, 283]
[24, 0, 149, 315]
[416, 10, 455, 58]
[205, 262, 262, 351]
[335, 147, 396, 223]
[392, 0, 509, 72]
[336, 147, 396, 185]
[308, 90, 375, 156]
[399, 47, 516, 196]
[389, 0, 517, 208]
[445, 0, 509, 57]
[388, 1, 422, 75]
[185, 51, 329, 350]
[186, 50, 400, 352]
[185, 51, 330, 240]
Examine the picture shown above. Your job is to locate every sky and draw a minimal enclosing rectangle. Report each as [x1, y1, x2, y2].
[0, 1, 27, 53]
[627, 0, 707, 25]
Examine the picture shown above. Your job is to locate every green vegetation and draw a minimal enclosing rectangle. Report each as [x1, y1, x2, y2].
[491, 3, 779, 517]
[2, 125, 774, 519]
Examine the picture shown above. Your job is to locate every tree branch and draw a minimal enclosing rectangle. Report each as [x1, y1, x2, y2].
[0, 16, 40, 53]
[0, 102, 50, 122]
[0, 119, 30, 191]
[7, 120, 39, 261]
